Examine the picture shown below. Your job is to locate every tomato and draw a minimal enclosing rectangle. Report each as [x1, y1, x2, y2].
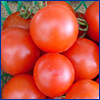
[47, 1, 75, 14]
[95, 77, 99, 84]
[62, 38, 99, 81]
[65, 79, 99, 99]
[2, 11, 33, 31]
[2, 74, 46, 99]
[84, 1, 99, 43]
[33, 53, 75, 97]
[1, 27, 40, 75]
[30, 5, 78, 53]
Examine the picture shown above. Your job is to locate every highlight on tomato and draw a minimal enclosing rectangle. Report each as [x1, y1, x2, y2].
[84, 1, 99, 43]
[30, 4, 78, 53]
[1, 27, 40, 75]
[65, 79, 99, 99]
[1, 74, 46, 99]
[62, 38, 99, 81]
[33, 53, 75, 97]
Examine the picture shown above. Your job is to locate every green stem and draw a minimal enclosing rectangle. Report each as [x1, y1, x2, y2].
[77, 18, 87, 26]
[37, 1, 44, 9]
[19, 5, 33, 19]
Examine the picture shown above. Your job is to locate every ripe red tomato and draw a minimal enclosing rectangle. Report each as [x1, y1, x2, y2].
[30, 5, 78, 53]
[47, 1, 75, 14]
[62, 38, 99, 81]
[2, 74, 46, 99]
[33, 53, 75, 97]
[65, 79, 99, 99]
[84, 1, 99, 43]
[95, 77, 99, 84]
[1, 27, 40, 75]
[2, 11, 33, 31]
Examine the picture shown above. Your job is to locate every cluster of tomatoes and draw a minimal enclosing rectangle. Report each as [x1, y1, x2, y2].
[1, 1, 99, 99]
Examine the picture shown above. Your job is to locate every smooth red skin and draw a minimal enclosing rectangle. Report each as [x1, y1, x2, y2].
[85, 1, 99, 43]
[62, 38, 99, 81]
[47, 1, 75, 14]
[1, 27, 40, 75]
[65, 79, 99, 99]
[34, 53, 75, 97]
[2, 74, 46, 99]
[95, 77, 99, 84]
[2, 11, 32, 31]
[30, 5, 78, 53]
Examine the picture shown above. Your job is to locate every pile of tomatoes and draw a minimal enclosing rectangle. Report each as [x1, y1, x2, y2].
[1, 1, 99, 99]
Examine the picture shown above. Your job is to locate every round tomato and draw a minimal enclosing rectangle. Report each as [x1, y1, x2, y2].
[95, 77, 99, 84]
[47, 1, 75, 14]
[1, 27, 40, 75]
[30, 5, 78, 53]
[62, 38, 99, 81]
[2, 74, 46, 99]
[2, 11, 33, 31]
[84, 1, 99, 43]
[33, 53, 75, 97]
[65, 79, 99, 99]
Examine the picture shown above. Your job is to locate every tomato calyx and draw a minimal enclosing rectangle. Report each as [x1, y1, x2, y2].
[77, 18, 88, 38]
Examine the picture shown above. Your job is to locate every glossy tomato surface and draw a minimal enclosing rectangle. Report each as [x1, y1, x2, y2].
[2, 11, 32, 31]
[47, 1, 75, 14]
[1, 27, 40, 75]
[65, 79, 99, 99]
[85, 1, 99, 43]
[34, 53, 75, 97]
[30, 5, 78, 53]
[2, 74, 46, 99]
[62, 38, 99, 81]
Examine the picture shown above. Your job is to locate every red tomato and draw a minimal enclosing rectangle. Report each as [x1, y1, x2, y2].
[95, 77, 99, 84]
[30, 5, 78, 53]
[62, 38, 99, 81]
[33, 53, 75, 97]
[2, 74, 46, 99]
[65, 79, 99, 99]
[1, 27, 40, 75]
[84, 1, 99, 43]
[2, 11, 33, 31]
[47, 1, 75, 14]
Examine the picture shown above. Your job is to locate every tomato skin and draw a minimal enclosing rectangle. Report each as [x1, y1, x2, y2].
[84, 1, 99, 43]
[62, 38, 99, 81]
[34, 53, 75, 97]
[30, 5, 78, 53]
[2, 11, 32, 31]
[47, 1, 75, 14]
[1, 27, 40, 75]
[95, 77, 99, 84]
[65, 79, 99, 99]
[2, 74, 46, 99]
